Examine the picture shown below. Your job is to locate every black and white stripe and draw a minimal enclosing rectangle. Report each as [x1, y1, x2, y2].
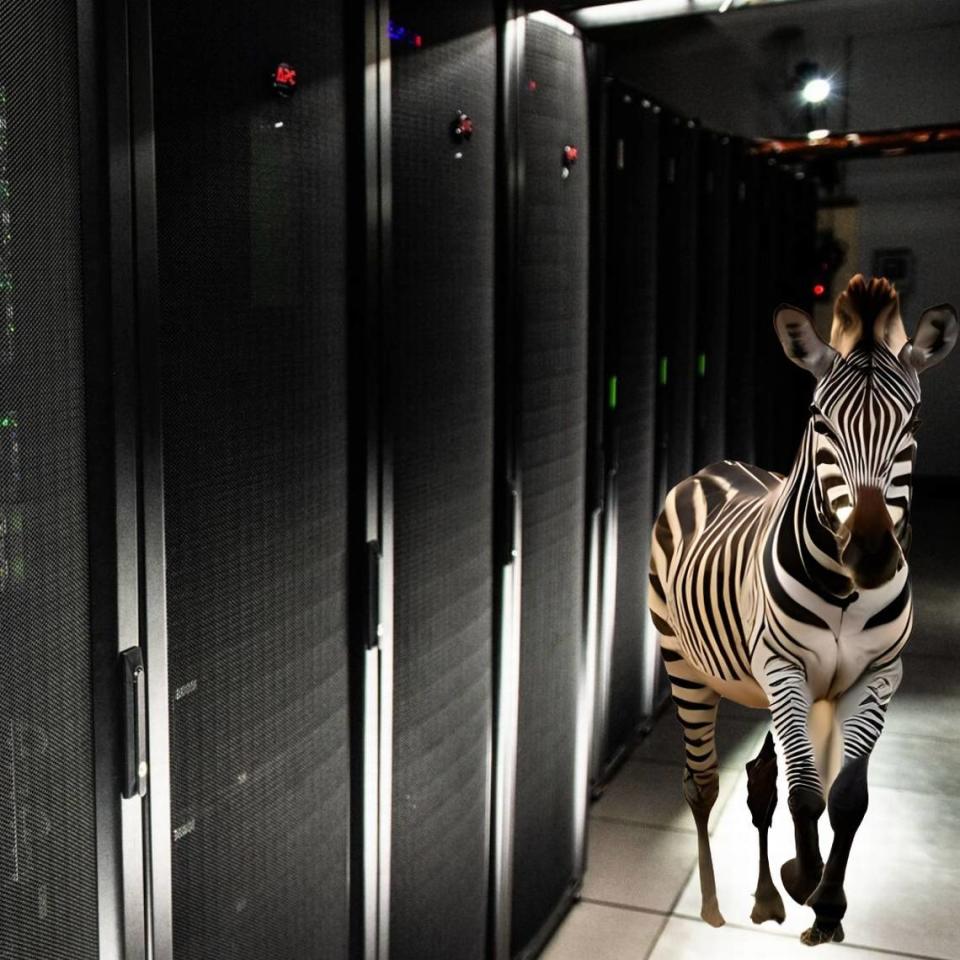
[649, 342, 918, 794]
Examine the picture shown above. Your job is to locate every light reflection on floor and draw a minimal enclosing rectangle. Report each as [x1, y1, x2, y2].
[544, 493, 960, 959]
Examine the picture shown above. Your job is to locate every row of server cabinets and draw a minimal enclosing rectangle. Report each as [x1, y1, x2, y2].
[0, 1, 817, 958]
[1, 2, 593, 959]
[591, 80, 817, 778]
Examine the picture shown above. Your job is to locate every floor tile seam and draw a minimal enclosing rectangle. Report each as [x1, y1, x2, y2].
[588, 813, 697, 836]
[880, 729, 960, 746]
[578, 896, 673, 920]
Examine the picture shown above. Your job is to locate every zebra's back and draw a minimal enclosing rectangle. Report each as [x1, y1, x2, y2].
[648, 460, 783, 689]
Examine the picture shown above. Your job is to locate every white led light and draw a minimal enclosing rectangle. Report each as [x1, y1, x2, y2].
[802, 77, 831, 104]
[808, 128, 830, 141]
[274, 121, 284, 129]
[528, 10, 576, 35]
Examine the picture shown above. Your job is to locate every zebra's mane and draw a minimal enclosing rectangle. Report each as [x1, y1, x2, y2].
[831, 274, 909, 356]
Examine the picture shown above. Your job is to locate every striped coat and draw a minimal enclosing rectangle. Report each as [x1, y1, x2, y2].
[645, 276, 958, 945]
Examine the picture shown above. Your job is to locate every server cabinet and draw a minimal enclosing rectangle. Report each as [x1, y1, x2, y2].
[594, 86, 661, 782]
[145, 3, 352, 957]
[0, 0, 137, 957]
[725, 147, 759, 465]
[694, 132, 733, 471]
[655, 114, 700, 495]
[387, 4, 497, 960]
[510, 17, 590, 959]
[754, 164, 816, 474]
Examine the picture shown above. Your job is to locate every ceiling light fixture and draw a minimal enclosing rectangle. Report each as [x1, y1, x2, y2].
[801, 76, 832, 104]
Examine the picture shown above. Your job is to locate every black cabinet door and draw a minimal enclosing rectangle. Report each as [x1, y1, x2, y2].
[511, 17, 589, 958]
[387, 4, 497, 960]
[149, 3, 351, 956]
[0, 2, 102, 957]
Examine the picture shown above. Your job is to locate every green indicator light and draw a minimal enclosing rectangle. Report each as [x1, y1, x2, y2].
[608, 375, 618, 410]
[697, 352, 707, 377]
[658, 356, 668, 386]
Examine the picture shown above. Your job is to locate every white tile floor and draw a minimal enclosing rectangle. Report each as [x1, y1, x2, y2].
[543, 652, 960, 960]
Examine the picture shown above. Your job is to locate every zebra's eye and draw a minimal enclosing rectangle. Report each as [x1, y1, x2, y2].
[905, 416, 923, 435]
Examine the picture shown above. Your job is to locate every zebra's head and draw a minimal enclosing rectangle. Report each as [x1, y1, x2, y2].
[774, 275, 958, 590]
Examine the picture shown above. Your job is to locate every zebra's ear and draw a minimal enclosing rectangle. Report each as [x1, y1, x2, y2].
[905, 304, 959, 373]
[774, 304, 836, 378]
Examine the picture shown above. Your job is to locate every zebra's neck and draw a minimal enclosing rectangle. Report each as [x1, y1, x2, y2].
[765, 424, 857, 606]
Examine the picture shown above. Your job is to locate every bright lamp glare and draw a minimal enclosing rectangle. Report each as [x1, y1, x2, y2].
[802, 77, 831, 103]
[808, 128, 830, 141]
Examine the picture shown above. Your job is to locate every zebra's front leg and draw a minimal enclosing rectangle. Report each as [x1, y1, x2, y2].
[803, 657, 904, 947]
[757, 653, 825, 907]
[662, 649, 725, 927]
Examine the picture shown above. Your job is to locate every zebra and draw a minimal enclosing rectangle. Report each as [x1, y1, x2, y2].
[648, 275, 957, 945]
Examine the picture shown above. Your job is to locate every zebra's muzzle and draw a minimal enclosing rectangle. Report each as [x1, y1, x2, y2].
[839, 486, 902, 589]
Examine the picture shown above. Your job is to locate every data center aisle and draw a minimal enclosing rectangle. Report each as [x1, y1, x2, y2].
[544, 491, 960, 960]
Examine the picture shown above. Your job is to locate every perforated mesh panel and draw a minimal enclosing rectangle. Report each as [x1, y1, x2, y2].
[605, 93, 659, 759]
[656, 116, 699, 491]
[725, 148, 759, 464]
[511, 21, 589, 957]
[151, 4, 350, 957]
[389, 5, 496, 958]
[0, 2, 100, 958]
[694, 133, 732, 470]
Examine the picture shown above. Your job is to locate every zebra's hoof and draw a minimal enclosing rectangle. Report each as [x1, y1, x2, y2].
[700, 898, 725, 928]
[801, 921, 845, 946]
[781, 857, 821, 905]
[751, 887, 786, 925]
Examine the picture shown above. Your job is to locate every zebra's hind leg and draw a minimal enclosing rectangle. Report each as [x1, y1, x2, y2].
[746, 731, 786, 925]
[663, 649, 725, 928]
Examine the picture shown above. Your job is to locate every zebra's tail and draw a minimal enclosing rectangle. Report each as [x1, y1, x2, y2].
[809, 699, 842, 792]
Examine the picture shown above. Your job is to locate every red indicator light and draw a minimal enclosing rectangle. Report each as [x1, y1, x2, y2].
[414, 34, 423, 48]
[813, 283, 826, 296]
[563, 144, 579, 164]
[528, 79, 538, 91]
[272, 63, 298, 97]
[452, 111, 474, 143]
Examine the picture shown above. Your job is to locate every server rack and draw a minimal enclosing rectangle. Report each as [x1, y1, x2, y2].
[593, 84, 663, 784]
[509, 15, 590, 960]
[136, 1, 357, 957]
[655, 114, 700, 497]
[387, 4, 497, 960]
[694, 131, 733, 472]
[726, 146, 760, 466]
[0, 4, 684, 958]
